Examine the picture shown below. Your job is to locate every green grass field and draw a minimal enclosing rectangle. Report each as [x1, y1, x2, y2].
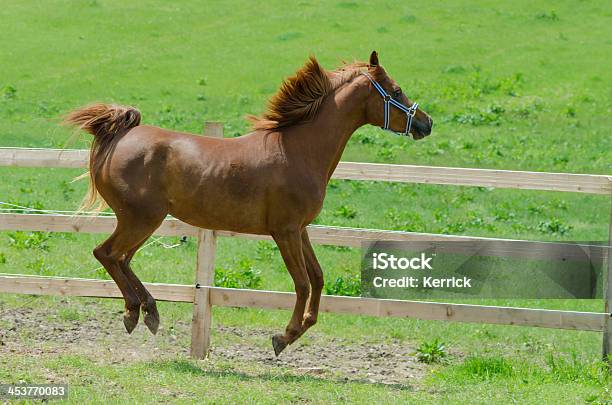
[1, 0, 612, 403]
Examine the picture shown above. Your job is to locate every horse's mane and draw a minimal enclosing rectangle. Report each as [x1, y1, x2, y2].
[247, 57, 371, 130]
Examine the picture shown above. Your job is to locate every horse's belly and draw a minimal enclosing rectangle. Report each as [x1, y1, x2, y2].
[169, 208, 270, 235]
[167, 185, 270, 235]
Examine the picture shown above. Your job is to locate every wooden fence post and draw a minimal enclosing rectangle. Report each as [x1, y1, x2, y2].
[602, 193, 612, 361]
[190, 122, 223, 359]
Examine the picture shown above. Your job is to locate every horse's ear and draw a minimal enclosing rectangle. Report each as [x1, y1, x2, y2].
[369, 51, 379, 67]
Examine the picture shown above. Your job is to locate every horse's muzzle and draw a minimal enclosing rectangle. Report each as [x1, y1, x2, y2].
[412, 117, 433, 139]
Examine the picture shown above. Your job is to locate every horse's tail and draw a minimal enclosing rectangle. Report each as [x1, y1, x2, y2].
[63, 103, 141, 213]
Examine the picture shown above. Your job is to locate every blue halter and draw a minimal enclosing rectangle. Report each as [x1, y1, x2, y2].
[361, 72, 419, 137]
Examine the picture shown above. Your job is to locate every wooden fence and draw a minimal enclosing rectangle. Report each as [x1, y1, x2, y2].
[0, 122, 611, 359]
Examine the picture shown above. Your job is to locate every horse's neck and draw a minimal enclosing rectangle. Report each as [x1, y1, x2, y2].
[285, 81, 367, 182]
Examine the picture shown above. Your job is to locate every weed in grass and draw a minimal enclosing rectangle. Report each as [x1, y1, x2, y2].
[466, 211, 496, 231]
[6, 199, 45, 213]
[58, 307, 82, 322]
[385, 208, 425, 232]
[458, 356, 514, 379]
[536, 10, 559, 21]
[388, 328, 406, 341]
[545, 352, 609, 385]
[451, 104, 505, 126]
[511, 222, 530, 233]
[255, 240, 277, 261]
[415, 338, 447, 364]
[439, 221, 466, 234]
[433, 209, 449, 223]
[549, 199, 568, 210]
[553, 155, 570, 166]
[400, 14, 417, 24]
[434, 212, 468, 234]
[537, 218, 573, 236]
[348, 181, 367, 193]
[521, 335, 546, 353]
[462, 141, 475, 150]
[512, 97, 545, 118]
[499, 73, 524, 96]
[215, 259, 262, 289]
[334, 205, 357, 220]
[26, 256, 52, 275]
[354, 131, 377, 145]
[376, 145, 397, 161]
[528, 203, 545, 214]
[325, 273, 360, 296]
[492, 206, 516, 222]
[0, 252, 6, 264]
[238, 95, 250, 105]
[60, 180, 75, 201]
[153, 105, 195, 128]
[2, 85, 17, 99]
[452, 191, 475, 204]
[8, 231, 51, 251]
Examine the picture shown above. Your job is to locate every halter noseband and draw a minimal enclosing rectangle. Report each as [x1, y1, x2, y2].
[361, 72, 419, 137]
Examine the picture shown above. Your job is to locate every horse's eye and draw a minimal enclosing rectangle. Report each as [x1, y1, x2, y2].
[392, 89, 402, 98]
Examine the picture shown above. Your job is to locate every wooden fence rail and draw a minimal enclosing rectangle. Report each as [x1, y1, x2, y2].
[1, 146, 611, 194]
[0, 274, 604, 332]
[0, 212, 605, 263]
[1, 122, 611, 359]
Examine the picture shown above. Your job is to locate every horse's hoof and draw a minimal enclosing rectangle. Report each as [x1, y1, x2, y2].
[272, 334, 287, 357]
[143, 309, 160, 335]
[142, 300, 160, 335]
[123, 310, 139, 334]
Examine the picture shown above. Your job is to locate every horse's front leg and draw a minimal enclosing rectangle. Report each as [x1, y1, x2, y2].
[271, 229, 310, 356]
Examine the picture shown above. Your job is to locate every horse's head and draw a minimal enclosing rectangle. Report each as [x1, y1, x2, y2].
[362, 51, 433, 140]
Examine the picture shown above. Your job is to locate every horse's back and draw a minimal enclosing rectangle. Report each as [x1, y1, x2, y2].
[100, 124, 285, 233]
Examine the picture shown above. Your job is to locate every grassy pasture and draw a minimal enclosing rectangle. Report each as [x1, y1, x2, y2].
[1, 0, 612, 403]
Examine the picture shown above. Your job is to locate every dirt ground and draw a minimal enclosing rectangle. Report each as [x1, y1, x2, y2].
[0, 299, 432, 387]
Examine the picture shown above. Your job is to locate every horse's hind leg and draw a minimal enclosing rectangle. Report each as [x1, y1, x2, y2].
[94, 233, 142, 333]
[120, 238, 161, 334]
[93, 213, 164, 333]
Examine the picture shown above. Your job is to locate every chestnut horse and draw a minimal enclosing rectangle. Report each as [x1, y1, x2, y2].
[65, 51, 432, 356]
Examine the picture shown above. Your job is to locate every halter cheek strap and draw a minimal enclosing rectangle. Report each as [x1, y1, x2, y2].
[361, 72, 419, 137]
